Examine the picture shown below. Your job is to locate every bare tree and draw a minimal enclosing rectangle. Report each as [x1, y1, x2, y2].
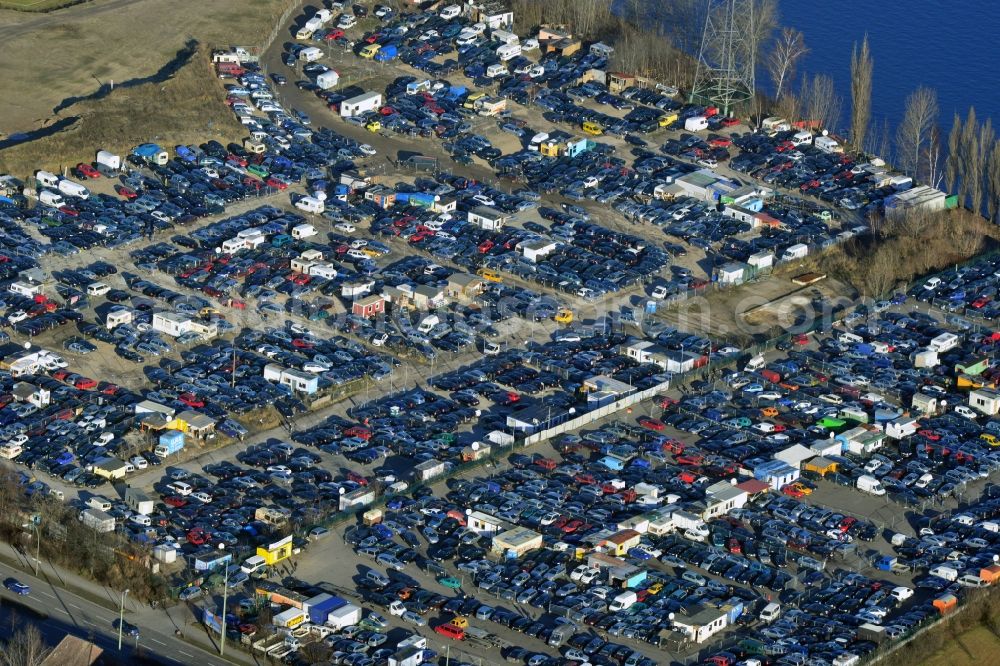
[748, 0, 779, 72]
[988, 138, 1000, 222]
[959, 107, 980, 210]
[0, 624, 51, 666]
[850, 35, 873, 150]
[801, 74, 841, 131]
[895, 86, 939, 181]
[925, 126, 944, 188]
[765, 27, 808, 101]
[972, 117, 994, 215]
[946, 112, 962, 193]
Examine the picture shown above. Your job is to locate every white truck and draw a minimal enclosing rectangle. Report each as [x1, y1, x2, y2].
[856, 475, 885, 496]
[324, 604, 362, 630]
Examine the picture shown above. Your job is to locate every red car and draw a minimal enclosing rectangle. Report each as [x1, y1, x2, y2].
[655, 395, 678, 409]
[782, 484, 805, 498]
[164, 496, 187, 507]
[434, 623, 464, 640]
[291, 338, 313, 349]
[720, 117, 740, 127]
[115, 184, 138, 200]
[347, 471, 369, 486]
[638, 417, 665, 431]
[562, 519, 583, 533]
[265, 177, 288, 190]
[179, 392, 205, 408]
[74, 377, 97, 390]
[58, 205, 79, 217]
[76, 163, 101, 178]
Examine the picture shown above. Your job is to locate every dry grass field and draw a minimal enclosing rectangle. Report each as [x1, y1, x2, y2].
[0, 0, 293, 173]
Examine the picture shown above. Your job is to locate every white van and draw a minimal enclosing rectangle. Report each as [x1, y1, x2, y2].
[760, 602, 781, 623]
[439, 4, 460, 19]
[838, 332, 863, 344]
[417, 314, 440, 334]
[39, 190, 65, 208]
[744, 355, 765, 371]
[241, 555, 267, 574]
[86, 282, 110, 296]
[167, 481, 193, 496]
[35, 170, 59, 188]
[130, 514, 152, 527]
[295, 196, 324, 214]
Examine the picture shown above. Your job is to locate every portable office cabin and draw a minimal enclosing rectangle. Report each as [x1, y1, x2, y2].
[340, 92, 383, 117]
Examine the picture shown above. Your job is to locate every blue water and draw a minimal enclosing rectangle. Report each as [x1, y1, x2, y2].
[779, 1, 998, 134]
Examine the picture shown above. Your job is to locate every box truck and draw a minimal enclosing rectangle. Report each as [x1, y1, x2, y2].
[324, 604, 361, 630]
[96, 150, 121, 172]
[155, 430, 185, 458]
[856, 475, 885, 496]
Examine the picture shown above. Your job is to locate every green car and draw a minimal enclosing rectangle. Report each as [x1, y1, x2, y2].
[438, 576, 462, 589]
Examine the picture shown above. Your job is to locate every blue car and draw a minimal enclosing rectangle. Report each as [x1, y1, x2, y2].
[4, 578, 30, 595]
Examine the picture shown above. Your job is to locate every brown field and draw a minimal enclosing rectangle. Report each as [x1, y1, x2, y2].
[0, 0, 293, 173]
[922, 623, 1000, 666]
[0, 0, 89, 10]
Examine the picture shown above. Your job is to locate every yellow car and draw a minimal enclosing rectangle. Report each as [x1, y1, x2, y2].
[365, 119, 381, 132]
[790, 482, 812, 496]
[981, 433, 999, 447]
[449, 615, 468, 629]
[553, 307, 574, 324]
[477, 268, 502, 283]
[646, 582, 664, 595]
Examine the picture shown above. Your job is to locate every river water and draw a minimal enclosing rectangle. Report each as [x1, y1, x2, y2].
[780, 1, 999, 133]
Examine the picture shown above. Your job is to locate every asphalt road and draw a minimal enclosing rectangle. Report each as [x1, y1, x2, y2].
[0, 554, 245, 666]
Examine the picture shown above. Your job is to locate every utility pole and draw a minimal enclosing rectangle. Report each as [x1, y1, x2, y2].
[117, 588, 130, 651]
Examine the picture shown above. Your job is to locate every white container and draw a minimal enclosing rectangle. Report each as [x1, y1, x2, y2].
[96, 150, 121, 170]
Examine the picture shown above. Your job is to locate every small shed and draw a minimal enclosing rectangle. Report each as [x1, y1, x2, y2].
[415, 459, 446, 482]
[970, 388, 1000, 416]
[491, 527, 543, 559]
[521, 238, 558, 262]
[802, 456, 838, 476]
[352, 294, 386, 318]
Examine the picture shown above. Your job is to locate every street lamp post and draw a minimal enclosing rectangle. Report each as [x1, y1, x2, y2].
[219, 548, 230, 657]
[117, 588, 130, 650]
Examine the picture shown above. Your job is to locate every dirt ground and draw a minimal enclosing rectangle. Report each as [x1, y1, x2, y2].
[0, 0, 292, 137]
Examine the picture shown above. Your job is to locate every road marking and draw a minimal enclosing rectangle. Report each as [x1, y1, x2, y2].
[68, 603, 82, 610]
[36, 590, 54, 599]
[150, 638, 165, 646]
[178, 651, 194, 658]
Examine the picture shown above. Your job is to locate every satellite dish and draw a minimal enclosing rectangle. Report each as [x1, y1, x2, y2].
[471, 442, 480, 451]
[668, 612, 675, 621]
[821, 129, 829, 136]
[338, 487, 345, 495]
[215, 247, 222, 254]
[23, 342, 31, 350]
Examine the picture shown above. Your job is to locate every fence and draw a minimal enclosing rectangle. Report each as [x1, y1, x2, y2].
[523, 380, 671, 446]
